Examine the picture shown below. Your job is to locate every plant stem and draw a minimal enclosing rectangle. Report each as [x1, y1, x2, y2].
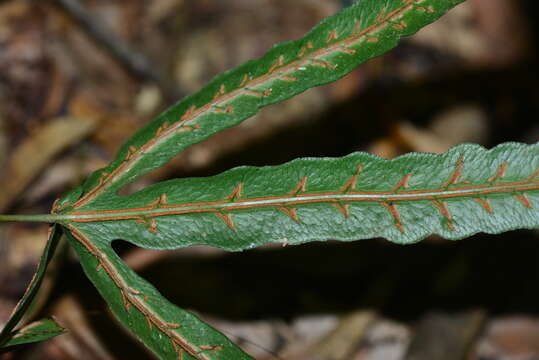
[0, 214, 63, 223]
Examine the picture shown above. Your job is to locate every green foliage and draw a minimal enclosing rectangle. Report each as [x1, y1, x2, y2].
[63, 143, 539, 248]
[0, 319, 65, 351]
[66, 227, 253, 360]
[63, 142, 539, 359]
[57, 0, 466, 209]
[0, 225, 62, 348]
[4, 0, 539, 359]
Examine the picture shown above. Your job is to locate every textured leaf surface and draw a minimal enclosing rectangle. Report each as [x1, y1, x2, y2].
[64, 143, 539, 249]
[57, 0, 465, 211]
[0, 225, 62, 347]
[0, 318, 65, 351]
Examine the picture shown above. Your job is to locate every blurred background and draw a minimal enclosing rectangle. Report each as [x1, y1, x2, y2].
[1, 0, 539, 359]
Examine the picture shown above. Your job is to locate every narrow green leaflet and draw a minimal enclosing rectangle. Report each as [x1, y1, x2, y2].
[0, 225, 62, 347]
[63, 143, 539, 249]
[65, 227, 253, 360]
[0, 318, 65, 351]
[56, 0, 465, 211]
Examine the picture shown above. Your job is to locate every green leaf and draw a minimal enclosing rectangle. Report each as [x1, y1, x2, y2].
[0, 318, 65, 351]
[0, 225, 62, 347]
[62, 143, 539, 249]
[58, 0, 466, 211]
[65, 226, 253, 360]
[50, 1, 473, 358]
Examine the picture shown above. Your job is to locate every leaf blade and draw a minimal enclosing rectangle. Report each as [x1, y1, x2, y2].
[0, 318, 65, 351]
[65, 226, 254, 360]
[64, 0, 466, 209]
[65, 142, 539, 249]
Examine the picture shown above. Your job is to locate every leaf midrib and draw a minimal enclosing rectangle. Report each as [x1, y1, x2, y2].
[65, 180, 539, 223]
